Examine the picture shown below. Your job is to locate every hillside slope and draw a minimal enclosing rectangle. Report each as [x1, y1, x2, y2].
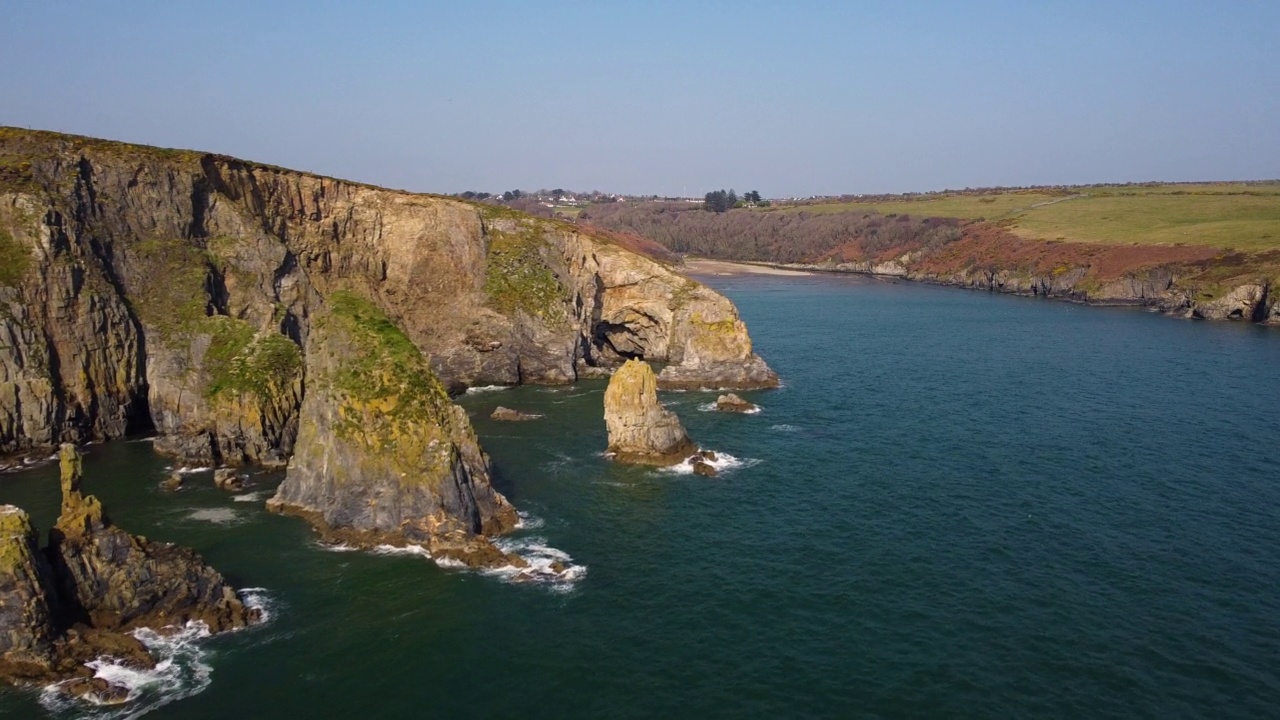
[587, 186, 1280, 323]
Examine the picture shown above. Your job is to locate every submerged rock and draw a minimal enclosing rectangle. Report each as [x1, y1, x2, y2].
[490, 406, 543, 422]
[603, 359, 696, 465]
[692, 461, 717, 477]
[714, 393, 759, 413]
[213, 468, 245, 492]
[161, 471, 183, 492]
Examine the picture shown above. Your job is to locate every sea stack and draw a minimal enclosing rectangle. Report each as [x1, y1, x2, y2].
[47, 444, 256, 633]
[0, 444, 259, 701]
[603, 359, 696, 465]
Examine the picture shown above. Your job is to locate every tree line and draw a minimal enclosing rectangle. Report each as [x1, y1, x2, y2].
[703, 189, 766, 212]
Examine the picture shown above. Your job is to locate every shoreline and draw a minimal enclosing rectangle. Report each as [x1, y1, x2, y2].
[681, 257, 1279, 327]
[679, 258, 813, 277]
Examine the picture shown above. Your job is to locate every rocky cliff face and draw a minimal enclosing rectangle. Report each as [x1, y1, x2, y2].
[0, 445, 257, 700]
[603, 359, 696, 465]
[266, 292, 520, 565]
[0, 127, 777, 560]
[0, 505, 57, 679]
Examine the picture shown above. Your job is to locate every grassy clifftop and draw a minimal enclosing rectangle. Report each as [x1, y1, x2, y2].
[770, 182, 1280, 252]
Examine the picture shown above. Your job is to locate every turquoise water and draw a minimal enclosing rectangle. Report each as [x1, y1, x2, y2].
[1, 274, 1278, 718]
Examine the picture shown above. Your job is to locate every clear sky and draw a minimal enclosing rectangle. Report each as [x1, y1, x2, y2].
[2, 0, 1276, 197]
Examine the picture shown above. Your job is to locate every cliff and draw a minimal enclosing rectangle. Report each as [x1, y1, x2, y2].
[0, 127, 776, 555]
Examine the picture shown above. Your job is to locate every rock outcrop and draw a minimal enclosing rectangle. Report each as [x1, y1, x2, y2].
[213, 468, 244, 491]
[490, 406, 542, 421]
[0, 445, 258, 700]
[603, 359, 696, 465]
[48, 445, 255, 633]
[714, 393, 759, 413]
[266, 293, 520, 565]
[0, 505, 57, 679]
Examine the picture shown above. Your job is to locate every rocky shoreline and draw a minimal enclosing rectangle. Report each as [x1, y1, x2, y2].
[0, 128, 782, 708]
[0, 445, 258, 703]
[686, 258, 1279, 325]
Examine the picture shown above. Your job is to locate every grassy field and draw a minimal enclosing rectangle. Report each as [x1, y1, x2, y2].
[769, 183, 1280, 251]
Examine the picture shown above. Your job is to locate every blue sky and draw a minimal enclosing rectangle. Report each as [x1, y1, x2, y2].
[2, 1, 1276, 196]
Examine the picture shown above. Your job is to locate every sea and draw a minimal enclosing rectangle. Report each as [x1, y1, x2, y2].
[1, 272, 1278, 719]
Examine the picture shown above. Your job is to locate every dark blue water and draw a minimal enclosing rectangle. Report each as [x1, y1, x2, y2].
[1, 274, 1277, 719]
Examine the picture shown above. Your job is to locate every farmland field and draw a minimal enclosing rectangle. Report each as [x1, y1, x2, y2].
[769, 183, 1280, 251]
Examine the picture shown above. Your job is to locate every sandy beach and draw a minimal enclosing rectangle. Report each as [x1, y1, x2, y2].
[679, 258, 812, 277]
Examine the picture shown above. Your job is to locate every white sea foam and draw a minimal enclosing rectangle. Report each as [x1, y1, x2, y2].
[660, 451, 761, 476]
[185, 508, 241, 525]
[464, 385, 511, 394]
[317, 541, 358, 553]
[316, 535, 583, 590]
[372, 544, 431, 558]
[238, 587, 275, 625]
[40, 621, 214, 719]
[232, 491, 265, 503]
[490, 536, 587, 592]
[769, 424, 801, 432]
[171, 466, 213, 475]
[515, 511, 545, 530]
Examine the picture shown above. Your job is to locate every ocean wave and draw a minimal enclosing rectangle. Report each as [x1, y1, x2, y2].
[515, 511, 546, 530]
[232, 491, 266, 503]
[490, 536, 587, 592]
[40, 622, 213, 719]
[317, 541, 358, 553]
[314, 533, 583, 590]
[238, 587, 275, 625]
[769, 424, 801, 432]
[372, 544, 431, 558]
[660, 452, 761, 476]
[170, 466, 212, 475]
[464, 385, 511, 394]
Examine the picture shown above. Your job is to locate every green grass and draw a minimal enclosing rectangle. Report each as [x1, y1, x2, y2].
[771, 190, 1071, 220]
[327, 290, 452, 426]
[483, 226, 568, 323]
[0, 229, 30, 286]
[203, 317, 302, 399]
[769, 183, 1280, 251]
[127, 238, 211, 338]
